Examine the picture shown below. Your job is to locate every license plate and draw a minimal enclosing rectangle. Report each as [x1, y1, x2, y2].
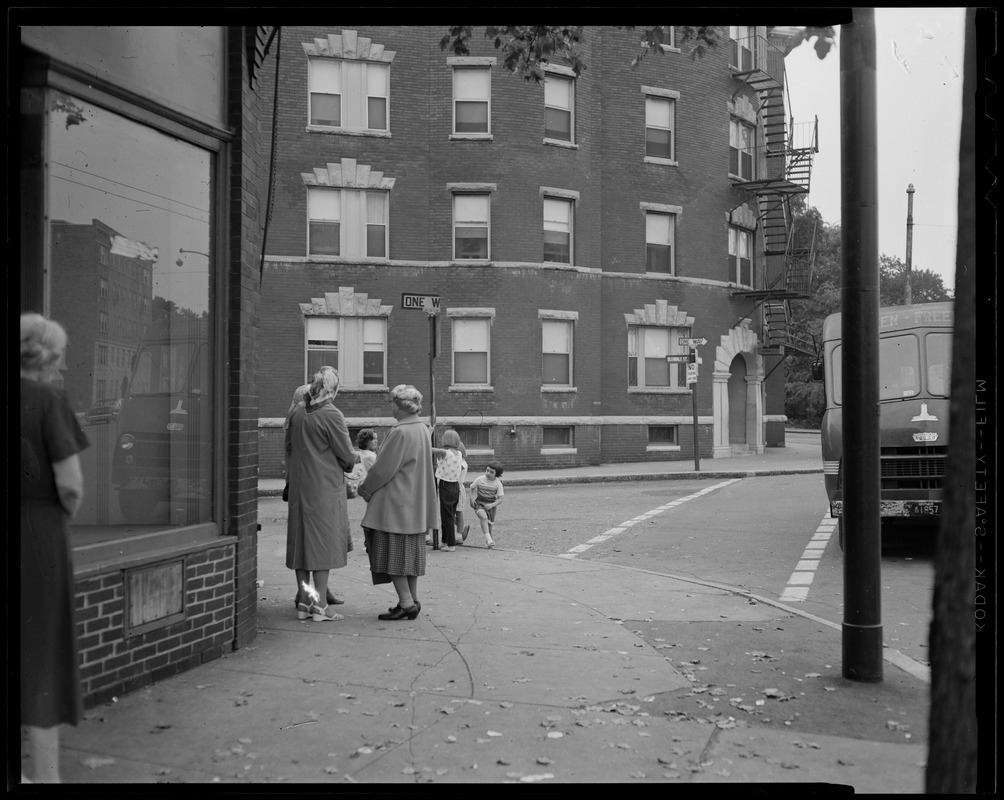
[880, 500, 941, 517]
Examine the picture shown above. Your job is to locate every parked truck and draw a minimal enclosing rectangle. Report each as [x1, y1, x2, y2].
[814, 301, 953, 548]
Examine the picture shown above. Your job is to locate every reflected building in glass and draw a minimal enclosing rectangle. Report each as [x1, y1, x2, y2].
[50, 220, 155, 413]
[18, 24, 271, 707]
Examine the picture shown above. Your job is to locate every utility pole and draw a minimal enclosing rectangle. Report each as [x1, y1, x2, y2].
[839, 7, 883, 682]
[905, 183, 915, 305]
[424, 297, 441, 549]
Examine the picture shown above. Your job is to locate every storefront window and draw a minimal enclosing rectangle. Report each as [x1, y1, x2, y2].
[46, 91, 214, 543]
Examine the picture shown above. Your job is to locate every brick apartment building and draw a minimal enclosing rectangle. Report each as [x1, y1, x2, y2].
[256, 25, 819, 476]
[18, 25, 271, 705]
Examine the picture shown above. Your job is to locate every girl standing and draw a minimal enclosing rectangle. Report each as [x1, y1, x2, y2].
[431, 430, 467, 551]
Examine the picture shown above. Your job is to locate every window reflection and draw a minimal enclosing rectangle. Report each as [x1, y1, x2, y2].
[46, 92, 213, 542]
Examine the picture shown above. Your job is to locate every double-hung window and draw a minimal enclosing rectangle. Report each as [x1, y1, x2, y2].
[728, 225, 754, 287]
[540, 314, 575, 387]
[308, 187, 389, 259]
[544, 71, 574, 143]
[729, 118, 755, 180]
[729, 25, 755, 70]
[308, 188, 340, 256]
[450, 312, 493, 387]
[305, 316, 387, 388]
[644, 89, 677, 162]
[309, 59, 341, 127]
[641, 202, 681, 275]
[452, 65, 491, 135]
[628, 325, 688, 389]
[453, 193, 490, 260]
[308, 58, 390, 133]
[542, 196, 573, 264]
[645, 211, 674, 274]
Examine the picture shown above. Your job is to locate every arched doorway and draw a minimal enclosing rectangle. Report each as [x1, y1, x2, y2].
[712, 321, 765, 458]
[728, 355, 747, 445]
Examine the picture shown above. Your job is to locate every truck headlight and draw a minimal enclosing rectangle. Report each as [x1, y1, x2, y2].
[118, 433, 135, 450]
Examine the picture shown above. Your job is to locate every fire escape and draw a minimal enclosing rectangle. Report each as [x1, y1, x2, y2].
[729, 33, 820, 374]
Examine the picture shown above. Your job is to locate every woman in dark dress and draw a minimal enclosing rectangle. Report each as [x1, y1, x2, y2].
[20, 313, 89, 784]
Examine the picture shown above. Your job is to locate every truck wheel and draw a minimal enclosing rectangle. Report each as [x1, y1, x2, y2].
[119, 489, 158, 522]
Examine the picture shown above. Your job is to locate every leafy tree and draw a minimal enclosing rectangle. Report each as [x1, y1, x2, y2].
[440, 25, 838, 81]
[878, 255, 952, 305]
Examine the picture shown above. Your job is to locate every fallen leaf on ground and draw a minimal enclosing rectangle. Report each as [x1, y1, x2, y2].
[82, 757, 116, 769]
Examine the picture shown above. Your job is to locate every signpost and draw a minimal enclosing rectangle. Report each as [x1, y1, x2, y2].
[676, 336, 706, 471]
[417, 295, 441, 548]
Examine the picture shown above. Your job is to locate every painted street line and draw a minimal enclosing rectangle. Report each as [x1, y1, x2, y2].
[557, 479, 741, 559]
[779, 513, 834, 602]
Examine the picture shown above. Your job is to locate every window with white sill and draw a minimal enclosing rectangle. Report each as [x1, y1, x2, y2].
[308, 188, 388, 259]
[544, 72, 574, 143]
[645, 211, 675, 274]
[453, 66, 491, 135]
[453, 193, 490, 260]
[452, 316, 491, 385]
[305, 316, 386, 388]
[628, 325, 688, 389]
[729, 118, 755, 181]
[728, 225, 754, 287]
[308, 58, 389, 133]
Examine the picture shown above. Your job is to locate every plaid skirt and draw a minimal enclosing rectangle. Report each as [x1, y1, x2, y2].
[363, 527, 427, 584]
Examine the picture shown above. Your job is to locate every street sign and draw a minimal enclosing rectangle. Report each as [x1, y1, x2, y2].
[686, 363, 698, 385]
[665, 355, 689, 362]
[402, 293, 440, 311]
[679, 337, 708, 347]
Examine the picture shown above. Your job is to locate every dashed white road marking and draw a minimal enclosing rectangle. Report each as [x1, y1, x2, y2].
[779, 513, 835, 602]
[557, 479, 741, 559]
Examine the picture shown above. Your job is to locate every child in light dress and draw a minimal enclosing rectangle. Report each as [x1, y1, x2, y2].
[431, 429, 467, 551]
[467, 461, 504, 548]
[346, 428, 378, 497]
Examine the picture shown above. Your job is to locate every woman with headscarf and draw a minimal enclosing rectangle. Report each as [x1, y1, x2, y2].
[285, 367, 359, 621]
[358, 385, 438, 620]
[20, 313, 89, 783]
[283, 380, 345, 609]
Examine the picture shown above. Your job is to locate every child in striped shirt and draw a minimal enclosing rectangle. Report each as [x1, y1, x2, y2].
[467, 461, 504, 548]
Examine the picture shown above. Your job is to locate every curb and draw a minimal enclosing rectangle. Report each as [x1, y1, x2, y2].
[258, 467, 823, 496]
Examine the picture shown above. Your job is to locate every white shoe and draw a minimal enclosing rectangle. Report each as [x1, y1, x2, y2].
[442, 545, 455, 552]
[486, 537, 494, 549]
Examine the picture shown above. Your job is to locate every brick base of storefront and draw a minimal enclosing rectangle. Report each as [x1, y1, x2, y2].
[74, 542, 235, 708]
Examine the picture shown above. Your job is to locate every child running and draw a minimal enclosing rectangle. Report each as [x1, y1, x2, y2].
[467, 461, 504, 548]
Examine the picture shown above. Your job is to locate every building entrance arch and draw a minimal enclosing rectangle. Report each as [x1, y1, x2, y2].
[711, 321, 764, 458]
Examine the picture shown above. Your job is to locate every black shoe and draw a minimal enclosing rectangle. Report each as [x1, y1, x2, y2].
[387, 600, 421, 615]
[379, 604, 420, 621]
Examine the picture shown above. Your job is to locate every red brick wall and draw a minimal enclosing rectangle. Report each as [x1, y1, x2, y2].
[227, 26, 267, 652]
[75, 544, 235, 707]
[254, 25, 787, 472]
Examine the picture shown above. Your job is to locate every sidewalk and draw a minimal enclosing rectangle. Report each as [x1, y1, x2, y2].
[49, 436, 930, 789]
[258, 430, 827, 496]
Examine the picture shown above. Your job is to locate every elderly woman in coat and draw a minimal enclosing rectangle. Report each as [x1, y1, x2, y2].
[358, 384, 439, 620]
[286, 367, 359, 622]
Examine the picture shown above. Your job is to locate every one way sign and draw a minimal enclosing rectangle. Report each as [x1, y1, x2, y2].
[679, 337, 708, 347]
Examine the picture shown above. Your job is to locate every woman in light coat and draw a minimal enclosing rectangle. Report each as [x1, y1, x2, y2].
[285, 367, 358, 621]
[358, 385, 438, 620]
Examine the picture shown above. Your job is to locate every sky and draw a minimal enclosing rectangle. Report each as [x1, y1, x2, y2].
[782, 8, 967, 292]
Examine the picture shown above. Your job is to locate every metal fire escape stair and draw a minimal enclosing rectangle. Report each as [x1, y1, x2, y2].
[728, 34, 820, 362]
